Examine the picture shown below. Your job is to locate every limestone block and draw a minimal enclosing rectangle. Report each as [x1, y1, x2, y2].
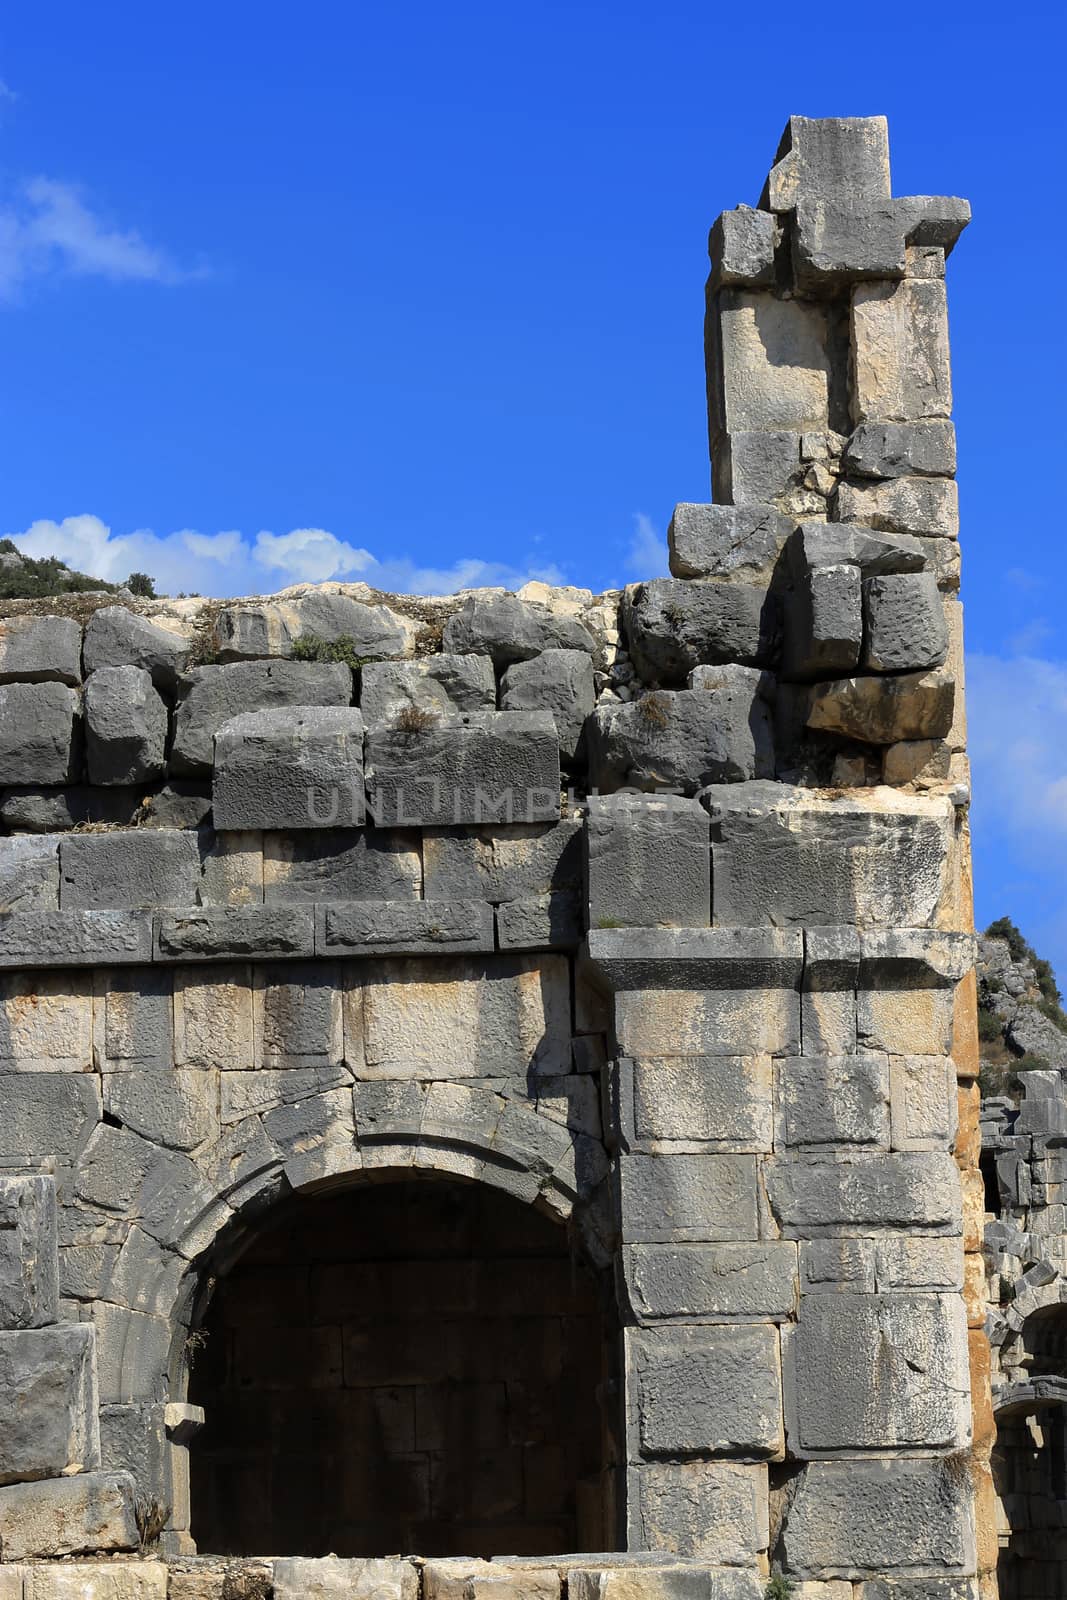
[198, 830, 263, 906]
[89, 1299, 176, 1404]
[221, 1064, 349, 1125]
[781, 564, 862, 681]
[317, 899, 494, 957]
[156, 907, 313, 961]
[250, 963, 343, 1067]
[442, 592, 596, 667]
[0, 615, 82, 686]
[423, 820, 581, 904]
[24, 1562, 167, 1600]
[667, 502, 792, 583]
[425, 1563, 559, 1599]
[214, 593, 417, 662]
[170, 661, 353, 776]
[628, 1459, 767, 1561]
[710, 290, 833, 438]
[807, 668, 955, 744]
[264, 828, 419, 903]
[630, 1324, 782, 1459]
[882, 740, 951, 787]
[799, 1239, 875, 1295]
[359, 653, 496, 724]
[626, 1055, 772, 1149]
[96, 969, 173, 1070]
[777, 1458, 975, 1576]
[0, 1075, 100, 1162]
[85, 666, 167, 786]
[273, 1557, 417, 1600]
[712, 430, 804, 508]
[0, 1469, 137, 1559]
[851, 279, 952, 423]
[844, 420, 956, 479]
[788, 521, 926, 580]
[0, 1176, 57, 1330]
[365, 710, 560, 827]
[0, 1323, 100, 1483]
[570, 1574, 762, 1600]
[874, 1237, 964, 1291]
[357, 953, 571, 1078]
[0, 682, 80, 784]
[784, 1292, 969, 1453]
[709, 204, 777, 287]
[838, 476, 959, 540]
[0, 787, 144, 833]
[889, 1056, 957, 1150]
[586, 794, 710, 930]
[623, 1241, 797, 1322]
[174, 966, 253, 1068]
[0, 911, 153, 970]
[703, 783, 952, 929]
[500, 648, 595, 765]
[763, 116, 891, 212]
[857, 987, 955, 1056]
[766, 1152, 962, 1237]
[60, 829, 200, 912]
[213, 708, 365, 830]
[622, 579, 774, 684]
[588, 679, 774, 794]
[618, 1152, 758, 1242]
[614, 985, 800, 1061]
[0, 972, 92, 1070]
[495, 892, 581, 950]
[777, 1055, 890, 1148]
[84, 607, 192, 687]
[0, 834, 61, 912]
[104, 1070, 217, 1152]
[791, 199, 907, 290]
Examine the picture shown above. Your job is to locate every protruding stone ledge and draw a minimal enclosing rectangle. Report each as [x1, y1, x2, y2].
[804, 927, 975, 989]
[0, 910, 153, 969]
[154, 907, 314, 962]
[316, 899, 494, 957]
[587, 927, 804, 992]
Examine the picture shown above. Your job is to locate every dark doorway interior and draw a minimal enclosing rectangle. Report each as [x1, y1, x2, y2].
[188, 1177, 617, 1556]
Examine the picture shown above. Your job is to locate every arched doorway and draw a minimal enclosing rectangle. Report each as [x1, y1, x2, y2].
[995, 1303, 1067, 1600]
[187, 1174, 619, 1557]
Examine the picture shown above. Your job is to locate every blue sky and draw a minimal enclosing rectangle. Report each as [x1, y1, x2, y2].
[0, 4, 1064, 981]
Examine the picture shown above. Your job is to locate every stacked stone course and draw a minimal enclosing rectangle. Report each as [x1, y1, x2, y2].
[0, 116, 991, 1600]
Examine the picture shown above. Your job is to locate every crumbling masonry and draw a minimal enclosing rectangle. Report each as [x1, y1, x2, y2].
[0, 117, 1002, 1600]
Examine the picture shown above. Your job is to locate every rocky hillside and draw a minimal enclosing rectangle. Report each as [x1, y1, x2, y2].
[0, 538, 155, 601]
[977, 917, 1067, 1092]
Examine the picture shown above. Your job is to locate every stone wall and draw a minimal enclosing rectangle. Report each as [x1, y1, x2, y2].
[0, 115, 990, 1598]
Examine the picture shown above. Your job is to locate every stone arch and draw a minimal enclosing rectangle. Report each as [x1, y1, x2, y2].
[993, 1290, 1067, 1600]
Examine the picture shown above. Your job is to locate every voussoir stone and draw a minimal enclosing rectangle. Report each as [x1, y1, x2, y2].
[443, 591, 596, 667]
[85, 665, 168, 786]
[171, 660, 354, 775]
[0, 616, 82, 685]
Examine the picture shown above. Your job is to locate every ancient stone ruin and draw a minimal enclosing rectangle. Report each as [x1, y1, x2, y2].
[0, 116, 1001, 1600]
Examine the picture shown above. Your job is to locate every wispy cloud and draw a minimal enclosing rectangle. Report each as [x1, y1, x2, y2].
[0, 178, 199, 299]
[5, 514, 566, 600]
[625, 512, 669, 580]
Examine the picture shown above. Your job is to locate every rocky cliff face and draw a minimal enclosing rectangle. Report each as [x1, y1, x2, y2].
[977, 919, 1067, 1088]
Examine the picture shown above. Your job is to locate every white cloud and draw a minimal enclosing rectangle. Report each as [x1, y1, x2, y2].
[625, 512, 669, 580]
[0, 178, 197, 299]
[3, 514, 568, 601]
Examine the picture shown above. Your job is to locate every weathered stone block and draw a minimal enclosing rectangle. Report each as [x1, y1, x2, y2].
[788, 521, 925, 581]
[214, 594, 416, 662]
[317, 899, 495, 957]
[889, 1056, 957, 1150]
[104, 1070, 217, 1152]
[586, 794, 710, 930]
[629, 1460, 767, 1561]
[0, 1075, 100, 1161]
[0, 1470, 137, 1559]
[667, 502, 792, 583]
[423, 820, 581, 904]
[357, 954, 571, 1078]
[613, 984, 800, 1061]
[0, 1176, 58, 1329]
[799, 1239, 875, 1295]
[273, 1556, 417, 1600]
[785, 1292, 969, 1454]
[83, 607, 191, 687]
[709, 290, 833, 439]
[0, 835, 61, 912]
[425, 1562, 558, 1600]
[263, 829, 419, 903]
[495, 891, 581, 950]
[844, 420, 956, 480]
[0, 787, 144, 833]
[85, 666, 167, 786]
[213, 707, 365, 830]
[777, 1055, 890, 1148]
[174, 966, 253, 1069]
[874, 1237, 964, 1291]
[59, 830, 200, 911]
[856, 987, 955, 1056]
[365, 710, 560, 827]
[0, 616, 82, 685]
[359, 654, 496, 723]
[851, 279, 952, 424]
[623, 580, 774, 684]
[807, 669, 955, 744]
[588, 679, 773, 795]
[500, 648, 595, 763]
[625, 1056, 772, 1149]
[0, 971, 92, 1070]
[572, 1575, 761, 1600]
[777, 1458, 974, 1576]
[24, 1562, 166, 1600]
[709, 205, 778, 287]
[443, 592, 596, 667]
[97, 969, 173, 1069]
[837, 476, 959, 540]
[630, 1323, 782, 1458]
[618, 1153, 758, 1242]
[712, 430, 803, 508]
[624, 1242, 797, 1322]
[791, 199, 907, 290]
[781, 564, 862, 681]
[0, 1323, 100, 1483]
[763, 116, 891, 212]
[171, 661, 353, 775]
[0, 682, 80, 784]
[766, 1152, 962, 1237]
[157, 907, 313, 960]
